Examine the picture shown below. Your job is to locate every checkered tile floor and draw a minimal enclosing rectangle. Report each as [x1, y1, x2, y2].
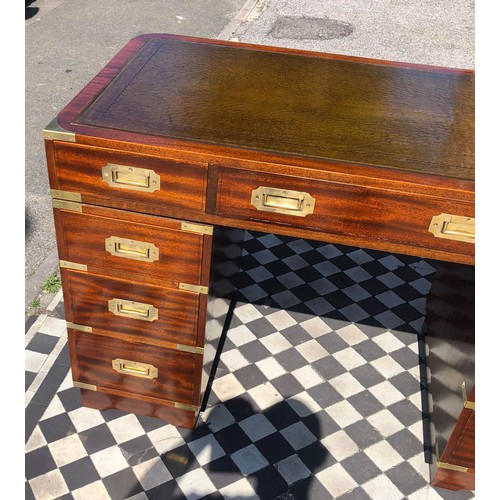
[25, 232, 475, 499]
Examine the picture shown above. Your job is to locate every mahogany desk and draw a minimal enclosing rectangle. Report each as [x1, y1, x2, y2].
[43, 34, 475, 491]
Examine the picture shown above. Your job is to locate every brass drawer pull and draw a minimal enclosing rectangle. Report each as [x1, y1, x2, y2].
[105, 236, 159, 262]
[108, 298, 158, 322]
[428, 214, 475, 243]
[112, 358, 158, 379]
[102, 163, 160, 193]
[251, 186, 315, 216]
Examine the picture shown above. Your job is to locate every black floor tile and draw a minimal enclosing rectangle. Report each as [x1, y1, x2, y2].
[204, 455, 241, 490]
[248, 464, 290, 500]
[297, 441, 336, 473]
[340, 451, 382, 484]
[25, 402, 48, 443]
[387, 428, 425, 460]
[301, 410, 340, 440]
[290, 475, 332, 500]
[102, 468, 144, 499]
[386, 461, 429, 496]
[30, 362, 69, 406]
[214, 423, 252, 455]
[119, 435, 157, 466]
[161, 444, 199, 478]
[38, 413, 77, 444]
[79, 423, 117, 455]
[58, 386, 83, 413]
[344, 419, 384, 449]
[254, 432, 295, 464]
[263, 401, 301, 431]
[25, 371, 37, 391]
[26, 332, 59, 355]
[347, 390, 385, 417]
[25, 315, 38, 333]
[59, 456, 100, 491]
[25, 446, 58, 480]
[147, 479, 187, 500]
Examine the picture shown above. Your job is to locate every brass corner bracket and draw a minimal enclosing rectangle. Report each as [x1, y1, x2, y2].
[43, 117, 76, 142]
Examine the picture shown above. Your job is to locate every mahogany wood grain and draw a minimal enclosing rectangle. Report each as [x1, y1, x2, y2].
[216, 166, 474, 261]
[69, 329, 202, 406]
[79, 389, 197, 428]
[446, 410, 475, 469]
[53, 204, 210, 288]
[431, 467, 475, 492]
[61, 269, 204, 347]
[64, 133, 474, 198]
[51, 142, 208, 213]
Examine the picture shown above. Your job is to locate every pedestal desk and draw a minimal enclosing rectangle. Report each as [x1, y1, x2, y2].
[43, 34, 475, 491]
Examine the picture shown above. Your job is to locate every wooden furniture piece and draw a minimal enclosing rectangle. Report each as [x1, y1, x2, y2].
[425, 262, 475, 490]
[43, 34, 474, 490]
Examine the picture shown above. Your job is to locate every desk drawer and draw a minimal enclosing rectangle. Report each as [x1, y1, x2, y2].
[62, 269, 206, 348]
[53, 204, 212, 288]
[216, 167, 474, 258]
[49, 142, 208, 215]
[69, 330, 202, 406]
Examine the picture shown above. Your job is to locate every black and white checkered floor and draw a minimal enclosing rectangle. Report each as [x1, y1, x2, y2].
[25, 231, 475, 499]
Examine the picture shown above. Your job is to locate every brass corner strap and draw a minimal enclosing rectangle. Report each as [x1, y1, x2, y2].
[43, 117, 76, 142]
[66, 322, 92, 333]
[73, 381, 97, 391]
[176, 344, 204, 355]
[436, 461, 469, 473]
[51, 190, 82, 202]
[462, 381, 475, 411]
[179, 283, 209, 294]
[174, 402, 200, 413]
[60, 260, 88, 272]
[52, 199, 82, 212]
[51, 190, 82, 212]
[181, 222, 214, 235]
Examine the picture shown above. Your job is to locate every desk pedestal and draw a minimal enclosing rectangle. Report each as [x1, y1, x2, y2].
[425, 262, 475, 490]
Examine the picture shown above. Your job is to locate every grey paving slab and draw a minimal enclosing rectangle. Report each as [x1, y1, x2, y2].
[25, 0, 249, 308]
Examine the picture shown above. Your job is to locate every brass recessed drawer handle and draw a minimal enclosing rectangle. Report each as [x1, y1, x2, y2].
[105, 236, 159, 262]
[251, 186, 316, 216]
[428, 214, 475, 243]
[102, 163, 160, 192]
[112, 358, 158, 379]
[108, 298, 158, 322]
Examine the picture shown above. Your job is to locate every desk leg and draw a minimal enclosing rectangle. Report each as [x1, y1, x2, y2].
[424, 262, 475, 491]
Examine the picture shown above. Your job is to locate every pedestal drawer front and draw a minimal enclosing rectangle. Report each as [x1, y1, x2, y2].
[62, 269, 206, 348]
[49, 142, 208, 215]
[216, 167, 474, 259]
[69, 330, 202, 406]
[54, 204, 212, 288]
[446, 409, 475, 469]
